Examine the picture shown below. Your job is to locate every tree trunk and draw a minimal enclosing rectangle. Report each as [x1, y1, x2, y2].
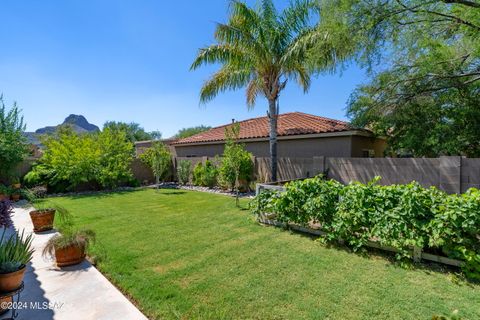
[268, 98, 278, 182]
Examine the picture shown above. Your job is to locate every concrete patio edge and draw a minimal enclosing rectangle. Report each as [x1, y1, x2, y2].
[5, 203, 148, 320]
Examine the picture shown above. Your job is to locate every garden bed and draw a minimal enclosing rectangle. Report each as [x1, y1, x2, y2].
[258, 215, 463, 267]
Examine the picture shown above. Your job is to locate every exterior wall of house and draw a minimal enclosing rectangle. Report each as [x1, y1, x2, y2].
[173, 135, 385, 158]
[350, 136, 387, 157]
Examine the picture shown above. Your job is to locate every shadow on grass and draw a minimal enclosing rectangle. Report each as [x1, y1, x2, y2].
[46, 188, 142, 201]
[153, 191, 187, 196]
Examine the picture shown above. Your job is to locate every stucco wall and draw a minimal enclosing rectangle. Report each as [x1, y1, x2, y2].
[174, 135, 385, 158]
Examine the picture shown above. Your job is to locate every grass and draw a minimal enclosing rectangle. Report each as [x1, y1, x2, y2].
[47, 188, 479, 320]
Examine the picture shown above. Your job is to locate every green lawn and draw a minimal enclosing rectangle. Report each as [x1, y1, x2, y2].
[47, 189, 479, 320]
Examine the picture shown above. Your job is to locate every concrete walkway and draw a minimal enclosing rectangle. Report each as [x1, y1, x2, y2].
[4, 204, 148, 320]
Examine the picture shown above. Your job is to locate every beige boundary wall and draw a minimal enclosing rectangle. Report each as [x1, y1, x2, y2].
[177, 155, 478, 194]
[17, 156, 479, 194]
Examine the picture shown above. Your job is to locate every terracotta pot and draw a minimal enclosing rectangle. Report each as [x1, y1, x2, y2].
[11, 183, 21, 190]
[0, 266, 26, 292]
[0, 194, 7, 201]
[55, 244, 86, 267]
[0, 296, 12, 315]
[29, 209, 56, 232]
[10, 194, 20, 202]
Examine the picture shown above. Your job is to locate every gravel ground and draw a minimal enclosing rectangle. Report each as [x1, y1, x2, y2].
[150, 182, 256, 198]
[44, 183, 256, 199]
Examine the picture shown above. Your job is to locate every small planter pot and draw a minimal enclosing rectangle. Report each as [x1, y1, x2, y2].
[10, 194, 20, 202]
[0, 266, 26, 292]
[11, 183, 21, 190]
[55, 244, 86, 267]
[29, 209, 56, 233]
[0, 194, 8, 201]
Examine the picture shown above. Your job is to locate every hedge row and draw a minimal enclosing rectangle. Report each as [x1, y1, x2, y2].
[250, 176, 480, 279]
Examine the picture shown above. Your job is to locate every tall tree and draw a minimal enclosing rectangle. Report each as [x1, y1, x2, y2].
[318, 0, 480, 156]
[0, 95, 29, 180]
[191, 0, 351, 181]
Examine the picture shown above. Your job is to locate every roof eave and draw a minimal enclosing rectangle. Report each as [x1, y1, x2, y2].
[173, 130, 377, 146]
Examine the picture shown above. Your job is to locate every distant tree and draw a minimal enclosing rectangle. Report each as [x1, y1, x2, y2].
[174, 125, 211, 139]
[0, 95, 29, 180]
[191, 0, 352, 181]
[103, 121, 161, 142]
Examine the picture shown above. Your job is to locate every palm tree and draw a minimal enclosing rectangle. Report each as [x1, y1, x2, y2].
[191, 0, 347, 182]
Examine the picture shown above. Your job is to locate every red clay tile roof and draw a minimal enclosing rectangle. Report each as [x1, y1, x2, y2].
[174, 112, 360, 145]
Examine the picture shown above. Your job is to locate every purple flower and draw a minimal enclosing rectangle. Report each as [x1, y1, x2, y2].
[0, 200, 14, 228]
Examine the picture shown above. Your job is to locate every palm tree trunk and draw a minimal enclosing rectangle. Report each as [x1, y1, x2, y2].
[268, 98, 278, 182]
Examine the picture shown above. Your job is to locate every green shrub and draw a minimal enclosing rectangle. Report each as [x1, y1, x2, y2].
[251, 176, 480, 279]
[192, 160, 218, 187]
[27, 126, 134, 191]
[97, 127, 135, 189]
[275, 176, 343, 229]
[193, 162, 203, 186]
[249, 189, 281, 218]
[429, 188, 480, 280]
[202, 160, 218, 187]
[177, 160, 191, 185]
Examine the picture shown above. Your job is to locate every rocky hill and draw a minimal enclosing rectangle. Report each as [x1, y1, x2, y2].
[35, 114, 99, 134]
[25, 114, 100, 146]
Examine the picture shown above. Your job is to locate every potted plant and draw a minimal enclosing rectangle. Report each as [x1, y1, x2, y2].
[43, 228, 95, 267]
[0, 230, 34, 292]
[0, 200, 34, 293]
[25, 185, 69, 232]
[10, 177, 21, 190]
[29, 202, 57, 233]
[10, 189, 21, 202]
[0, 186, 10, 201]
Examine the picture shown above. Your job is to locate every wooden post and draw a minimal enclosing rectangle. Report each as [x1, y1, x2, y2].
[413, 246, 422, 263]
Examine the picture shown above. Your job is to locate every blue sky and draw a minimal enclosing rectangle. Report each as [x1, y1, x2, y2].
[0, 0, 367, 137]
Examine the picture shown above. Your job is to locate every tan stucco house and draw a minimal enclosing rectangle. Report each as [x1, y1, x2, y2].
[172, 112, 386, 158]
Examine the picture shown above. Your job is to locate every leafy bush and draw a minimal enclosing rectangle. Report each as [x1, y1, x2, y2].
[26, 126, 135, 191]
[249, 189, 280, 218]
[251, 176, 480, 278]
[193, 163, 203, 186]
[97, 127, 135, 189]
[429, 188, 480, 280]
[276, 176, 343, 232]
[177, 160, 191, 185]
[192, 160, 218, 188]
[0, 96, 29, 181]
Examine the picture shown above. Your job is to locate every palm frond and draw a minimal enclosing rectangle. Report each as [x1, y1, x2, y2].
[200, 66, 253, 104]
[191, 44, 247, 70]
[285, 63, 311, 92]
[246, 76, 263, 108]
[280, 0, 316, 36]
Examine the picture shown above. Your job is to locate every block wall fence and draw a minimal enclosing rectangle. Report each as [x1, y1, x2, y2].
[16, 156, 480, 194]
